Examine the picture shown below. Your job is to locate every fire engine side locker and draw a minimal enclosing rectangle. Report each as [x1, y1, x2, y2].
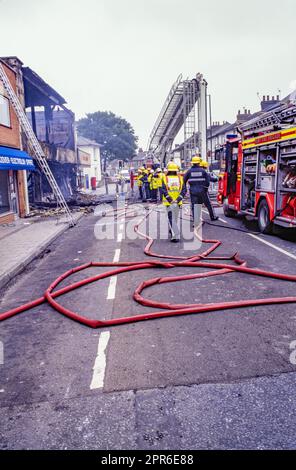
[255, 143, 277, 214]
[274, 140, 296, 227]
[240, 147, 258, 214]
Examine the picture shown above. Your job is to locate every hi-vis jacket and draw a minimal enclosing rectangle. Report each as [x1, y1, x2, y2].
[137, 173, 143, 187]
[161, 174, 184, 206]
[148, 172, 153, 190]
[152, 172, 163, 189]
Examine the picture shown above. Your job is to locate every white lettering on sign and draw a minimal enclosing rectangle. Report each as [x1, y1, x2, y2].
[0, 156, 10, 163]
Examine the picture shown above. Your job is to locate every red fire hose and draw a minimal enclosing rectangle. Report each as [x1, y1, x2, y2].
[1, 204, 296, 328]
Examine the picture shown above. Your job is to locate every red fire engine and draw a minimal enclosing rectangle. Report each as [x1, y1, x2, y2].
[217, 103, 296, 233]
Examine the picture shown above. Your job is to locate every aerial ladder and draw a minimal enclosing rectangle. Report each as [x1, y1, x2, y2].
[0, 62, 75, 226]
[147, 73, 208, 166]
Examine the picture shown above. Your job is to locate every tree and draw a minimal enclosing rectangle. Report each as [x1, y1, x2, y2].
[77, 111, 138, 171]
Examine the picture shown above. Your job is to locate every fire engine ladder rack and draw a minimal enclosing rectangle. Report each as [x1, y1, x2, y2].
[240, 102, 296, 138]
[0, 63, 75, 227]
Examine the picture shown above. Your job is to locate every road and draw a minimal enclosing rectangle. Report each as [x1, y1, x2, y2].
[0, 198, 296, 450]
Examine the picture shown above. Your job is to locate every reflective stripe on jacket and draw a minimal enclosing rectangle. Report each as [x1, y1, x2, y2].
[183, 165, 210, 193]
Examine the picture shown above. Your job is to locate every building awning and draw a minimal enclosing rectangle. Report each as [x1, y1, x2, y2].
[0, 146, 35, 171]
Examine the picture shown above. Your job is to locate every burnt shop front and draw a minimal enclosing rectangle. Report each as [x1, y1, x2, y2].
[0, 146, 34, 224]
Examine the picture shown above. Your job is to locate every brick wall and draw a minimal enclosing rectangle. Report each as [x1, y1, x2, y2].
[0, 61, 20, 149]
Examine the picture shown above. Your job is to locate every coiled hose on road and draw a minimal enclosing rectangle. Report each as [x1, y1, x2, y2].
[1, 203, 296, 328]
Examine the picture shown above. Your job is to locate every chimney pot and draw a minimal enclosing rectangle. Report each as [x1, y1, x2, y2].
[277, 94, 279, 100]
[263, 95, 265, 101]
[267, 95, 270, 101]
[272, 96, 274, 100]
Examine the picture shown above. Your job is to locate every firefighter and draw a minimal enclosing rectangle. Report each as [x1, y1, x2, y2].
[137, 168, 144, 200]
[161, 162, 184, 242]
[183, 155, 218, 225]
[142, 167, 150, 201]
[152, 167, 163, 202]
[148, 169, 154, 200]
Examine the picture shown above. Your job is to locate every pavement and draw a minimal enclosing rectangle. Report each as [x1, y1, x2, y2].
[0, 211, 84, 289]
[0, 183, 119, 290]
[0, 198, 296, 449]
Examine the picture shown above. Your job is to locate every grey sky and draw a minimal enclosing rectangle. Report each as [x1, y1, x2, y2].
[1, 0, 296, 148]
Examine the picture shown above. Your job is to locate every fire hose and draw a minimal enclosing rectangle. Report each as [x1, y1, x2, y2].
[1, 204, 296, 328]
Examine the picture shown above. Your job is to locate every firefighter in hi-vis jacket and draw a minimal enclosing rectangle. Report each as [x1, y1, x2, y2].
[161, 162, 185, 242]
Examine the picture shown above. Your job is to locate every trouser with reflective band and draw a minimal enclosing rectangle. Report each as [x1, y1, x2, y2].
[190, 190, 216, 225]
[166, 203, 180, 240]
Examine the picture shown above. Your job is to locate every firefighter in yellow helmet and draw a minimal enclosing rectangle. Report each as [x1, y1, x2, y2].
[200, 160, 208, 168]
[148, 168, 154, 200]
[161, 161, 185, 242]
[151, 167, 163, 202]
[183, 155, 218, 225]
[136, 168, 144, 200]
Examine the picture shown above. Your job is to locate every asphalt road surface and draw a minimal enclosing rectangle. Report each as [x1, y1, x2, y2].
[0, 200, 296, 450]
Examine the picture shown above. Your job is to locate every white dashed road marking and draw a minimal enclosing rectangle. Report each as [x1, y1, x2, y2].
[90, 243, 121, 389]
[248, 233, 296, 261]
[90, 331, 110, 390]
[113, 248, 121, 262]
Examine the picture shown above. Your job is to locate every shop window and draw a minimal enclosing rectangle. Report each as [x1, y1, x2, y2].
[0, 94, 11, 127]
[0, 170, 10, 214]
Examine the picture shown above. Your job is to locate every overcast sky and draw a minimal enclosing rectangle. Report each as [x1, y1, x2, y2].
[1, 0, 296, 148]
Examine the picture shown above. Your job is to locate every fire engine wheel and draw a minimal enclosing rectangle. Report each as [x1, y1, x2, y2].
[223, 198, 237, 218]
[257, 199, 273, 234]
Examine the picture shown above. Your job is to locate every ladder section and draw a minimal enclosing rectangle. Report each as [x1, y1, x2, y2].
[183, 80, 197, 165]
[0, 62, 75, 226]
[240, 102, 296, 138]
[147, 74, 206, 165]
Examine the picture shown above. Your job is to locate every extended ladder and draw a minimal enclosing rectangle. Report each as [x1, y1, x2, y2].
[0, 62, 75, 226]
[183, 79, 198, 165]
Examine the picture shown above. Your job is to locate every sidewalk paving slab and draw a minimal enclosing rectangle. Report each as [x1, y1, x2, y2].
[0, 212, 83, 289]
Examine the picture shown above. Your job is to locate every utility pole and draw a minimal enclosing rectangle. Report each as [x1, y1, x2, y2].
[208, 94, 213, 167]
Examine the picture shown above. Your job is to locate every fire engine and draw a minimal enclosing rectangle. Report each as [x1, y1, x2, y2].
[217, 102, 296, 233]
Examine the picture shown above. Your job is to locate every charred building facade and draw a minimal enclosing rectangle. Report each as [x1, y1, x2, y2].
[1, 57, 77, 204]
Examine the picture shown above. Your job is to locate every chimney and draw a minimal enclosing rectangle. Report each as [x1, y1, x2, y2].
[261, 93, 280, 111]
[237, 108, 252, 123]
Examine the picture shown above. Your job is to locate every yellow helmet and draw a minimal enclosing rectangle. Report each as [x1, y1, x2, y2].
[167, 162, 179, 172]
[191, 155, 201, 164]
[200, 160, 209, 168]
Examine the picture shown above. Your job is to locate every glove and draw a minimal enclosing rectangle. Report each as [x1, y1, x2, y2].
[166, 196, 173, 203]
[176, 196, 183, 203]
